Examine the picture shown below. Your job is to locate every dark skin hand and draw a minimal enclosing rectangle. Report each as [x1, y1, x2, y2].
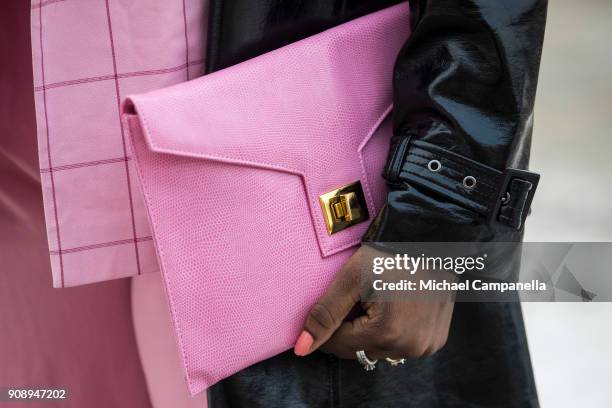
[294, 245, 455, 360]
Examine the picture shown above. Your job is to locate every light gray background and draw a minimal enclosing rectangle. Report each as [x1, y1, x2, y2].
[523, 0, 612, 406]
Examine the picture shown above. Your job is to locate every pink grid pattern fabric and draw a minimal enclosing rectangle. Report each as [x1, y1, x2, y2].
[30, 0, 208, 287]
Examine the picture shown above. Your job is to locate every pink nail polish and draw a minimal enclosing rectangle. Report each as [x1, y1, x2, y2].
[294, 331, 314, 356]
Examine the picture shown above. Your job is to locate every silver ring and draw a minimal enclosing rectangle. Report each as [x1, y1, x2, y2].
[385, 357, 406, 366]
[356, 350, 378, 371]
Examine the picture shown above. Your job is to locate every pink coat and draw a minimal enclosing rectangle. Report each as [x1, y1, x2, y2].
[31, 0, 208, 287]
[0, 1, 207, 407]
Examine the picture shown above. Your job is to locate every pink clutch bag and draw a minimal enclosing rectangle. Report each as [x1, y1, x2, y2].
[123, 3, 410, 394]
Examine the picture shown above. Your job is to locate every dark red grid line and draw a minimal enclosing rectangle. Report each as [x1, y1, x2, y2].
[33, 74, 115, 92]
[32, 0, 67, 9]
[39, 156, 131, 173]
[105, 0, 142, 275]
[38, 0, 65, 287]
[182, 0, 190, 81]
[32, 59, 206, 92]
[118, 59, 204, 79]
[49, 236, 153, 255]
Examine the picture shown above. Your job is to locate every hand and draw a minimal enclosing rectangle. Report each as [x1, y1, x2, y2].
[293, 245, 455, 360]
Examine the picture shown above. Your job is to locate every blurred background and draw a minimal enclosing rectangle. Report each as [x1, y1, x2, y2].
[523, 0, 612, 406]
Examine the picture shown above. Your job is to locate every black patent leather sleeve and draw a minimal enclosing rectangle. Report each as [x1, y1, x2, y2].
[363, 0, 548, 245]
[204, 0, 547, 245]
[206, 0, 401, 72]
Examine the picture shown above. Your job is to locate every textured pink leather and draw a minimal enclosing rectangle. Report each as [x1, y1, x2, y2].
[132, 273, 208, 406]
[124, 3, 410, 394]
[30, 0, 208, 287]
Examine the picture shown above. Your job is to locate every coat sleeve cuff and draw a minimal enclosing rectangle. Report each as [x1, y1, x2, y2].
[363, 138, 540, 244]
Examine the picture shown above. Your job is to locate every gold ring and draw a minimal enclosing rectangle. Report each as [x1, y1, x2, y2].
[385, 357, 406, 366]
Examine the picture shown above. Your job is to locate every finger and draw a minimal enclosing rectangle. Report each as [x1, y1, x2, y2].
[325, 304, 385, 357]
[433, 302, 454, 351]
[319, 316, 377, 359]
[319, 304, 397, 359]
[294, 260, 361, 356]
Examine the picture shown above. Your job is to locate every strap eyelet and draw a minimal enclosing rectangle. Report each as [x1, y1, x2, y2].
[463, 176, 477, 190]
[427, 159, 442, 172]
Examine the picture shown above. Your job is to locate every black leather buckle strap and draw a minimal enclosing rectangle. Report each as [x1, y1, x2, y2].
[383, 135, 412, 185]
[492, 168, 539, 230]
[391, 139, 539, 230]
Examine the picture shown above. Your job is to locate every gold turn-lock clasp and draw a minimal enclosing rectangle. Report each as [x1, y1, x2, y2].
[319, 181, 369, 235]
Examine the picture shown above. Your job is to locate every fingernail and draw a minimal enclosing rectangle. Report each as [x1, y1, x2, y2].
[294, 331, 314, 356]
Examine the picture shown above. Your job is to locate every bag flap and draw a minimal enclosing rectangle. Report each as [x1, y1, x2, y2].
[123, 3, 410, 257]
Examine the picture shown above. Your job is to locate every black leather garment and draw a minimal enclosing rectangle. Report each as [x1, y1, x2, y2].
[364, 0, 546, 247]
[210, 303, 536, 408]
[206, 1, 547, 407]
[206, 0, 403, 72]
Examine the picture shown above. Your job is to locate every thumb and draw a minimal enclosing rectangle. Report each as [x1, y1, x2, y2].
[294, 259, 361, 356]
